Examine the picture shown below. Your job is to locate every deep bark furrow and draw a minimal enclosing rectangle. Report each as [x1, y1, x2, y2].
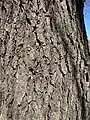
[0, 0, 90, 120]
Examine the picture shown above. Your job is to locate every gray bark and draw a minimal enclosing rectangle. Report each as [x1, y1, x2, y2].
[0, 0, 90, 120]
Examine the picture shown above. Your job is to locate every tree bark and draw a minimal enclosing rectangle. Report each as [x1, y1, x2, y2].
[0, 0, 90, 120]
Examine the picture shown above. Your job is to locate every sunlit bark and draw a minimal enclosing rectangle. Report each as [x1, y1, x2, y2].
[0, 0, 90, 120]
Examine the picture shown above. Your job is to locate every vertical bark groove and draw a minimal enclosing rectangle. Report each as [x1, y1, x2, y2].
[0, 0, 90, 120]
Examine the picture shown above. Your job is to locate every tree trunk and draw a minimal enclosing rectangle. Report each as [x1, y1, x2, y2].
[0, 0, 90, 120]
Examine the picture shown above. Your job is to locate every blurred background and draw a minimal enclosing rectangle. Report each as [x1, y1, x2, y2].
[84, 0, 90, 40]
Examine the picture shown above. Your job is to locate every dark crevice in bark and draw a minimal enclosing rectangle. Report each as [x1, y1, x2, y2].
[44, 0, 51, 12]
[76, 79, 87, 120]
[81, 95, 87, 120]
[25, 14, 31, 25]
[19, 0, 24, 12]
[66, 34, 74, 46]
[47, 104, 51, 120]
[65, 53, 71, 73]
[60, 0, 63, 2]
[34, 32, 42, 46]
[86, 73, 89, 82]
[53, 0, 55, 5]
[32, 25, 38, 32]
[1, 1, 6, 13]
[29, 67, 37, 75]
[50, 17, 53, 32]
[0, 90, 2, 114]
[58, 64, 65, 77]
[66, 0, 72, 20]
[75, 104, 79, 120]
[0, 0, 89, 119]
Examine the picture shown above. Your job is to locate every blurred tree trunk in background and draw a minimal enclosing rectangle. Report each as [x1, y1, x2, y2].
[0, 0, 90, 120]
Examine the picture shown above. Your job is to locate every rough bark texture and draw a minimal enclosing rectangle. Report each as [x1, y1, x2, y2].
[0, 0, 90, 120]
